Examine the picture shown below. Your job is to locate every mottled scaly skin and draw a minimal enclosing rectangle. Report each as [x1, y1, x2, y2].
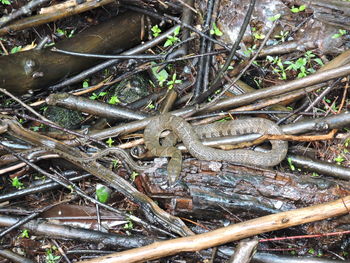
[144, 114, 288, 184]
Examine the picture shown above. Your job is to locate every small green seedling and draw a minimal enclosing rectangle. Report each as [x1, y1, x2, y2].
[67, 185, 74, 193]
[151, 25, 162, 37]
[284, 51, 323, 78]
[146, 102, 155, 109]
[112, 159, 119, 168]
[106, 137, 114, 147]
[287, 157, 295, 171]
[290, 5, 306, 13]
[308, 248, 315, 255]
[332, 29, 347, 39]
[344, 138, 350, 147]
[167, 73, 182, 89]
[284, 57, 308, 78]
[45, 248, 60, 263]
[82, 80, 89, 88]
[124, 220, 134, 230]
[253, 32, 265, 40]
[334, 155, 345, 164]
[251, 27, 265, 40]
[274, 30, 289, 42]
[164, 26, 181, 47]
[243, 45, 257, 56]
[20, 229, 30, 238]
[10, 46, 22, 54]
[96, 185, 110, 203]
[1, 0, 10, 5]
[56, 28, 75, 38]
[89, 91, 107, 100]
[268, 14, 281, 22]
[151, 62, 169, 86]
[210, 22, 223, 36]
[108, 95, 120, 105]
[266, 55, 287, 80]
[30, 124, 44, 132]
[131, 171, 139, 181]
[12, 177, 24, 189]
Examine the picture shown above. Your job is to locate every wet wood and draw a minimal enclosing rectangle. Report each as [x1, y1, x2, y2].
[0, 0, 114, 35]
[0, 11, 144, 95]
[139, 159, 350, 221]
[80, 176, 350, 263]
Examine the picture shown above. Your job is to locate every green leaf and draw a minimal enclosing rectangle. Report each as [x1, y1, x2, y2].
[253, 33, 265, 40]
[90, 91, 107, 100]
[151, 62, 169, 86]
[89, 93, 98, 100]
[151, 25, 162, 37]
[82, 80, 89, 88]
[299, 5, 306, 11]
[1, 0, 10, 5]
[131, 171, 139, 181]
[332, 29, 347, 38]
[106, 137, 114, 147]
[339, 29, 347, 35]
[10, 46, 22, 54]
[287, 157, 295, 171]
[56, 28, 65, 37]
[210, 22, 223, 36]
[147, 102, 155, 109]
[67, 29, 75, 38]
[344, 138, 350, 147]
[20, 229, 29, 238]
[295, 57, 307, 67]
[291, 5, 306, 13]
[96, 185, 110, 203]
[164, 27, 180, 47]
[167, 73, 182, 89]
[46, 248, 61, 263]
[334, 155, 345, 164]
[268, 14, 281, 22]
[290, 6, 299, 13]
[305, 51, 315, 58]
[124, 220, 134, 230]
[173, 26, 181, 36]
[108, 96, 120, 104]
[112, 160, 119, 168]
[297, 71, 307, 78]
[164, 39, 173, 47]
[308, 248, 315, 255]
[266, 55, 274, 62]
[12, 177, 24, 189]
[314, 58, 324, 66]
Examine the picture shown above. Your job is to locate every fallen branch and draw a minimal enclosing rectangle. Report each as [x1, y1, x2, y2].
[0, 0, 114, 36]
[80, 195, 350, 263]
[220, 129, 338, 150]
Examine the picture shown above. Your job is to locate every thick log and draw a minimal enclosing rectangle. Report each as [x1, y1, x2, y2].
[0, 11, 144, 95]
[139, 159, 350, 223]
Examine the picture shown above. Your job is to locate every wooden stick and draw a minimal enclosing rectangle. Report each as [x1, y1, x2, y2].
[80, 195, 350, 263]
[219, 129, 338, 150]
[0, 0, 114, 36]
